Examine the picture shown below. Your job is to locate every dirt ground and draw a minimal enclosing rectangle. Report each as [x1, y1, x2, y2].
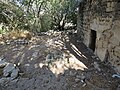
[0, 31, 119, 90]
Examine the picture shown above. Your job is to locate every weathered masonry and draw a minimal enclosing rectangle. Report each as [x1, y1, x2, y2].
[77, 0, 120, 73]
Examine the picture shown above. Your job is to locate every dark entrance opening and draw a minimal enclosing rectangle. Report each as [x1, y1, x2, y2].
[89, 30, 96, 52]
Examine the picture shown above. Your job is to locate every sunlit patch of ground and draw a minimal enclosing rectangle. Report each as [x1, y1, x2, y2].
[39, 32, 88, 76]
[39, 52, 88, 76]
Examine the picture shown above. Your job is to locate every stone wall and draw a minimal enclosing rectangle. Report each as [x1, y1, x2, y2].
[77, 0, 120, 73]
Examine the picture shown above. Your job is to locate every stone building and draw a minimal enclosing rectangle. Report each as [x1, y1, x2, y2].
[77, 0, 120, 73]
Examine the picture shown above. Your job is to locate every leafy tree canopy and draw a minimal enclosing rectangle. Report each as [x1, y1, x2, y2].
[0, 0, 79, 33]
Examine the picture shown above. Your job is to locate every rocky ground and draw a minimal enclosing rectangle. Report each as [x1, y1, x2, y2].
[0, 31, 119, 90]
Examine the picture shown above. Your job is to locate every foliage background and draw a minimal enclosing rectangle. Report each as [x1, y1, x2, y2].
[0, 0, 79, 33]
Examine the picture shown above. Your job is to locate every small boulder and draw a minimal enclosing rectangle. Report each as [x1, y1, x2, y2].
[3, 63, 15, 77]
[10, 67, 19, 80]
[75, 78, 80, 83]
[0, 60, 8, 68]
[46, 53, 54, 62]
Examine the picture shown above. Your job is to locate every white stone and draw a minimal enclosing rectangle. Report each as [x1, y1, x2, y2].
[75, 78, 80, 83]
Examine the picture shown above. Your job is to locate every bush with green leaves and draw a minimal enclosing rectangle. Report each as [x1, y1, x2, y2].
[0, 0, 79, 32]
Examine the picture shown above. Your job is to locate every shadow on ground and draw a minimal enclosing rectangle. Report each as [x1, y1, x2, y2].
[0, 33, 119, 90]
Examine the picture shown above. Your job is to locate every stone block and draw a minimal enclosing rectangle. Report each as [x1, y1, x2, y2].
[109, 37, 119, 45]
[96, 40, 103, 48]
[108, 44, 115, 52]
[116, 66, 120, 73]
[114, 46, 120, 57]
[106, 2, 115, 12]
[96, 48, 107, 61]
[112, 21, 120, 40]
[102, 40, 108, 48]
[77, 0, 120, 73]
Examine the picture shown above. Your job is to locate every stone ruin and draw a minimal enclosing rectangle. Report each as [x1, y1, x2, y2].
[77, 0, 120, 73]
[0, 57, 19, 86]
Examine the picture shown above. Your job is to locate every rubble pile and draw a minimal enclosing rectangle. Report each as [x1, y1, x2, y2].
[0, 57, 19, 86]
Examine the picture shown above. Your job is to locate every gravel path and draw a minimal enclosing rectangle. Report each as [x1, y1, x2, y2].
[0, 32, 119, 90]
